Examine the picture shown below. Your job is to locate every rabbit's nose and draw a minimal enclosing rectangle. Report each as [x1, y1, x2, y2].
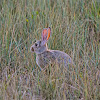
[30, 46, 34, 52]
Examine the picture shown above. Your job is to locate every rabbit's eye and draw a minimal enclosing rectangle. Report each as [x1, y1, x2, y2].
[35, 43, 38, 47]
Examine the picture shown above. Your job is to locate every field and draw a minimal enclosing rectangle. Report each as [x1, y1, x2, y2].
[0, 0, 100, 100]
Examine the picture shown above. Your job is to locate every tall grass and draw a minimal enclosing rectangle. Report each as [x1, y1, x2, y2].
[0, 0, 100, 99]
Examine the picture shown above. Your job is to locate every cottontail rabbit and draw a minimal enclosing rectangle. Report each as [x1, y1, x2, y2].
[30, 27, 73, 70]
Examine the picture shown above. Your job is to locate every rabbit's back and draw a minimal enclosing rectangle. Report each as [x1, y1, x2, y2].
[36, 50, 73, 68]
[51, 50, 72, 66]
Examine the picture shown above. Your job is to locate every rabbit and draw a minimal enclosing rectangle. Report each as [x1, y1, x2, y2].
[30, 27, 73, 70]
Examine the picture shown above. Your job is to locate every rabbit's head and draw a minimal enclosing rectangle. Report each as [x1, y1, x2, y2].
[30, 27, 51, 54]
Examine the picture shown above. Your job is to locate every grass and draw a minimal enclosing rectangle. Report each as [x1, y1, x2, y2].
[0, 0, 100, 100]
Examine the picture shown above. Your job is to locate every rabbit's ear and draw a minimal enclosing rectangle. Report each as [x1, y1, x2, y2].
[41, 27, 51, 44]
[47, 27, 51, 40]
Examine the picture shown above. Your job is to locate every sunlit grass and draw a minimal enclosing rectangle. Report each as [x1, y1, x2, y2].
[0, 0, 100, 99]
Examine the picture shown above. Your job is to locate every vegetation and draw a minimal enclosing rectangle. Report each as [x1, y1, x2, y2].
[0, 0, 100, 99]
